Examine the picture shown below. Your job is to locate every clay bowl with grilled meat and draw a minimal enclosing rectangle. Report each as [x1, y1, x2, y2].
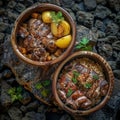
[11, 3, 76, 67]
[53, 51, 114, 117]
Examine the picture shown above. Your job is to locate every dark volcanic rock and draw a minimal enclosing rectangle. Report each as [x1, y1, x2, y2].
[105, 22, 119, 36]
[97, 30, 106, 38]
[22, 111, 46, 120]
[0, 33, 5, 43]
[84, 0, 97, 10]
[15, 3, 26, 13]
[113, 70, 120, 79]
[0, 81, 12, 107]
[0, 8, 5, 15]
[76, 25, 98, 44]
[77, 11, 94, 28]
[94, 5, 111, 19]
[2, 68, 13, 79]
[7, 11, 18, 22]
[71, 3, 83, 12]
[20, 91, 31, 105]
[96, 0, 107, 5]
[115, 13, 120, 26]
[112, 41, 120, 51]
[95, 20, 106, 31]
[0, 22, 9, 32]
[0, 114, 11, 120]
[7, 1, 17, 9]
[108, 61, 116, 70]
[8, 107, 23, 120]
[97, 43, 113, 59]
[61, 0, 75, 8]
[107, 0, 120, 12]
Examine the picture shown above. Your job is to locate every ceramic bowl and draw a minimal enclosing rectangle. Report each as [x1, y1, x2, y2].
[53, 51, 114, 117]
[11, 3, 76, 66]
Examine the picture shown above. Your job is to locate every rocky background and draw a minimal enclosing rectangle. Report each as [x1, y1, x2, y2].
[0, 0, 120, 120]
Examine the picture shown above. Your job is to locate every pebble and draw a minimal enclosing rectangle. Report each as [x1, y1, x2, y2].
[84, 0, 97, 11]
[94, 5, 111, 19]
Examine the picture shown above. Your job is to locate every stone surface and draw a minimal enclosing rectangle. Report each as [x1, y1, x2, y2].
[84, 0, 97, 10]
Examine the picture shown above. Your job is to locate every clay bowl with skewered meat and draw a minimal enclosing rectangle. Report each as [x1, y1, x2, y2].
[11, 3, 76, 67]
[53, 51, 114, 117]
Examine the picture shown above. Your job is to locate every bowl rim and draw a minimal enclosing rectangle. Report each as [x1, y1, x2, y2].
[53, 51, 114, 116]
[11, 3, 76, 66]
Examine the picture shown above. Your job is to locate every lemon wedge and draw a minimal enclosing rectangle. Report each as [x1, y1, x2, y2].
[55, 35, 72, 49]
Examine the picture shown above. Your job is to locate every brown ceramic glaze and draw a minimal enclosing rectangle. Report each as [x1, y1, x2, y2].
[11, 3, 76, 66]
[53, 51, 114, 117]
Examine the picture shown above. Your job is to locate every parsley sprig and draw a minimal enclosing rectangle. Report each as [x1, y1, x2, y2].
[92, 74, 99, 80]
[8, 86, 23, 102]
[72, 71, 80, 84]
[66, 88, 73, 97]
[84, 83, 92, 89]
[50, 11, 64, 24]
[35, 80, 51, 98]
[76, 37, 92, 51]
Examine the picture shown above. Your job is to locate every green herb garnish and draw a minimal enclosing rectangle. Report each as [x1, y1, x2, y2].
[41, 89, 49, 97]
[84, 83, 92, 89]
[76, 37, 92, 51]
[35, 83, 43, 90]
[66, 89, 73, 97]
[8, 86, 23, 102]
[51, 11, 64, 24]
[93, 75, 99, 80]
[72, 71, 80, 84]
[42, 80, 51, 87]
